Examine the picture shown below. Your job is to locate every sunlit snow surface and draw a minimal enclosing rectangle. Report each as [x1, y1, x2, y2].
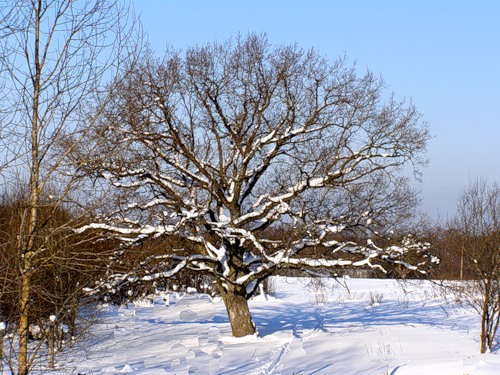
[52, 278, 500, 374]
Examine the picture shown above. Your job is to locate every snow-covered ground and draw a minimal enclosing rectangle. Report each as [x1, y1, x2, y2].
[58, 278, 500, 374]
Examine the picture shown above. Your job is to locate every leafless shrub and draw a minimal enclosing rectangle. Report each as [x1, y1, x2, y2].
[367, 291, 384, 307]
[262, 278, 277, 297]
[306, 278, 330, 305]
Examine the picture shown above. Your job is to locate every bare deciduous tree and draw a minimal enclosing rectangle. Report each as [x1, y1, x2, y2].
[441, 179, 500, 353]
[0, 1, 139, 373]
[78, 34, 435, 337]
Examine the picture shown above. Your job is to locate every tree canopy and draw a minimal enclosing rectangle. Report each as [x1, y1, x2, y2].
[77, 34, 435, 336]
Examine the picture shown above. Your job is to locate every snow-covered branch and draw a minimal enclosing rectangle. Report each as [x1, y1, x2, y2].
[75, 34, 433, 337]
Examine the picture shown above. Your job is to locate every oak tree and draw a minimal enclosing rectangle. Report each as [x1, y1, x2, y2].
[79, 34, 434, 337]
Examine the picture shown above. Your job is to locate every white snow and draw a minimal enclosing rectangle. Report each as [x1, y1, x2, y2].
[39, 278, 500, 374]
[327, 224, 346, 233]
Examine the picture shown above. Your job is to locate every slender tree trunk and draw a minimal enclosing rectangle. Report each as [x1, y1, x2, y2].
[0, 321, 5, 362]
[480, 316, 488, 354]
[220, 288, 256, 337]
[18, 199, 39, 374]
[18, 165, 39, 375]
[480, 284, 490, 354]
[18, 3, 42, 373]
[18, 257, 33, 375]
[460, 247, 464, 280]
[68, 304, 77, 340]
[18, 195, 39, 375]
[47, 319, 55, 369]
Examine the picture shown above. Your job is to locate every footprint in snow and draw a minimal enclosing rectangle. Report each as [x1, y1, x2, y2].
[208, 326, 219, 343]
[294, 324, 304, 340]
[179, 309, 198, 321]
[198, 333, 209, 347]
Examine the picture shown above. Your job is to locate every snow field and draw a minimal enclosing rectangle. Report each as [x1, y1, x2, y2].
[54, 277, 500, 374]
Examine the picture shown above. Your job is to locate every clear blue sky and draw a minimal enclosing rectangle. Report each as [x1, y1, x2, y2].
[132, 0, 500, 220]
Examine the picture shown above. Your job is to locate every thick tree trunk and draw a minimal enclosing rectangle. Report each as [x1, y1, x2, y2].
[220, 289, 256, 337]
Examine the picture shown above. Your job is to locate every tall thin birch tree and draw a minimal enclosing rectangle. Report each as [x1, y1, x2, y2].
[0, 1, 139, 373]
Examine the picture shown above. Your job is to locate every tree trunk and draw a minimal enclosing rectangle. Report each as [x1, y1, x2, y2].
[480, 304, 489, 353]
[17, 2, 42, 373]
[220, 289, 256, 337]
[0, 322, 5, 362]
[68, 304, 77, 340]
[18, 260, 32, 375]
[47, 319, 55, 369]
[480, 283, 491, 354]
[480, 329, 487, 354]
